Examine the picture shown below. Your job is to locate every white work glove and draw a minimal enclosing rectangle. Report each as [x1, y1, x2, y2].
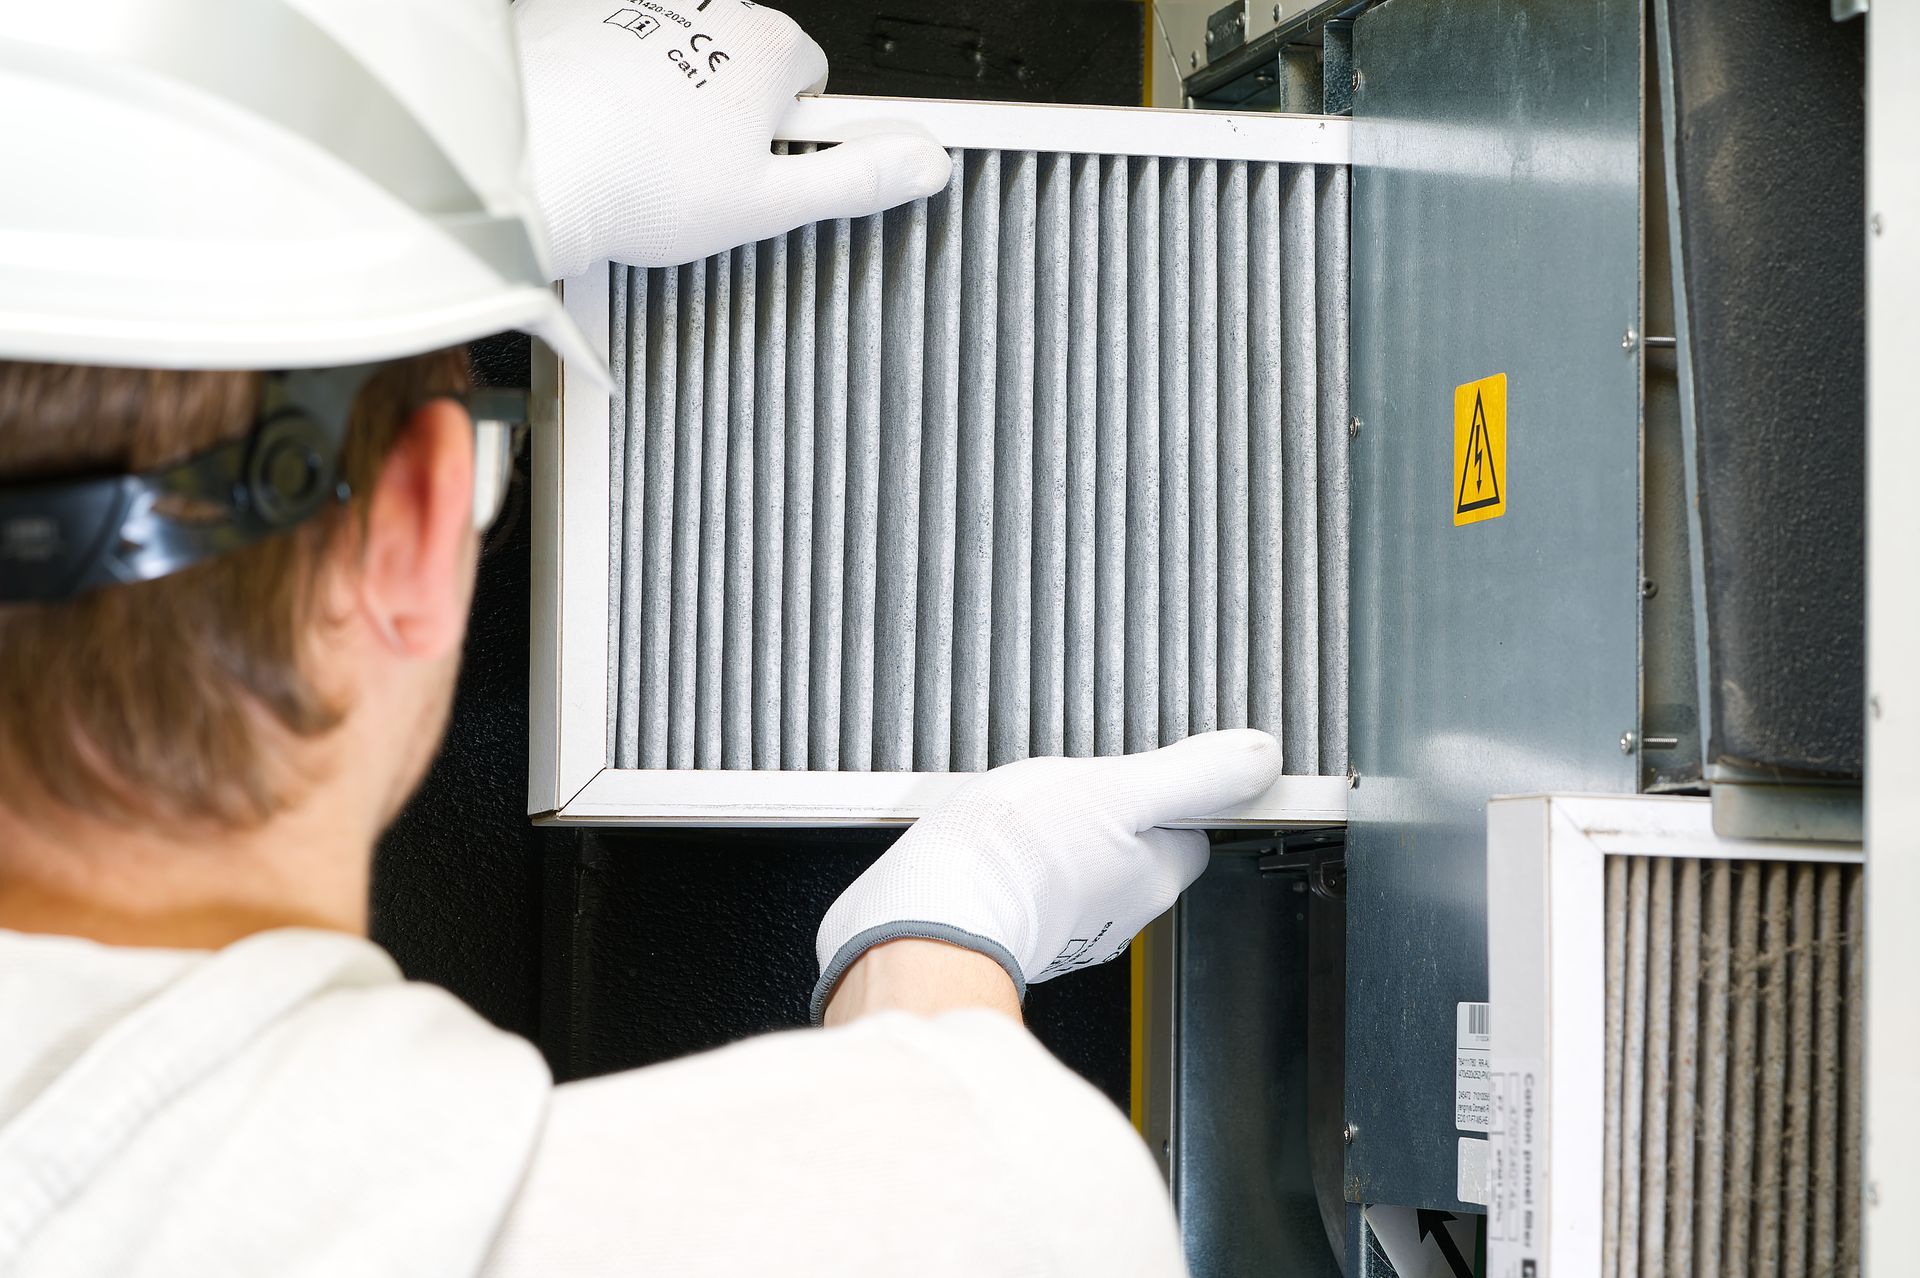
[513, 0, 952, 278]
[811, 730, 1284, 1021]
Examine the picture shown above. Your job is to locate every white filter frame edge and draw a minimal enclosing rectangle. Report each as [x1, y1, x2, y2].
[777, 94, 1353, 165]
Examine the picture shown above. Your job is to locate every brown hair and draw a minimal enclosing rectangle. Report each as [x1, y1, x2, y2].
[0, 350, 471, 830]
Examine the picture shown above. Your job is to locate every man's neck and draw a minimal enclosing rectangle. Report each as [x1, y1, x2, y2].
[0, 803, 374, 950]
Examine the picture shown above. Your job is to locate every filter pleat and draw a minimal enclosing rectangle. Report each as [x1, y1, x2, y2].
[952, 150, 1002, 772]
[665, 263, 707, 769]
[1639, 858, 1673, 1278]
[1094, 153, 1130, 756]
[695, 251, 731, 771]
[1668, 858, 1704, 1274]
[913, 150, 964, 771]
[808, 220, 851, 769]
[781, 220, 817, 770]
[1124, 155, 1162, 755]
[1063, 154, 1100, 758]
[1620, 856, 1650, 1278]
[873, 200, 927, 771]
[1812, 866, 1842, 1275]
[838, 212, 884, 771]
[1158, 157, 1192, 747]
[1696, 860, 1734, 1278]
[1278, 163, 1320, 772]
[722, 248, 757, 769]
[1726, 864, 1761, 1278]
[1783, 865, 1816, 1278]
[988, 151, 1038, 768]
[1755, 863, 1791, 1278]
[1246, 161, 1284, 749]
[1188, 159, 1221, 737]
[1216, 160, 1251, 731]
[1030, 152, 1072, 761]
[751, 236, 788, 770]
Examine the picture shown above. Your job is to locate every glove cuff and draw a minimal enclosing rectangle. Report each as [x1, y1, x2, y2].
[808, 921, 1028, 1025]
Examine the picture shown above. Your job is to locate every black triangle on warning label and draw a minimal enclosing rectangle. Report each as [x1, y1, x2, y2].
[1456, 390, 1502, 514]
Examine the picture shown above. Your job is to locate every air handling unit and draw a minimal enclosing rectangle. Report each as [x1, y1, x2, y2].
[524, 1, 1876, 1270]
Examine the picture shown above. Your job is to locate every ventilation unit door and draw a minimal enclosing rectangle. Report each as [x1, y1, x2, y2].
[530, 98, 1354, 825]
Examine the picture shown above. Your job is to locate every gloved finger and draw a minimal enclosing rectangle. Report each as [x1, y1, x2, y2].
[1104, 729, 1284, 832]
[1135, 826, 1213, 899]
[768, 132, 953, 225]
[766, 17, 829, 101]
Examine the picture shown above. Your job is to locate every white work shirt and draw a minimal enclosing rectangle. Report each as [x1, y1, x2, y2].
[0, 927, 1186, 1277]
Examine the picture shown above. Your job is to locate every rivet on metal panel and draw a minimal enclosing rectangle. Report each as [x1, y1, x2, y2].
[1190, 51, 1199, 69]
[1344, 1123, 1358, 1145]
[1642, 578, 1659, 598]
[1621, 730, 1638, 754]
[1871, 213, 1883, 236]
[1272, 3, 1281, 19]
[1622, 328, 1639, 352]
[1348, 416, 1362, 440]
[1347, 764, 1360, 788]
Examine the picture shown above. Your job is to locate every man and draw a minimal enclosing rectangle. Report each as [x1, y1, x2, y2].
[0, 2, 1283, 1274]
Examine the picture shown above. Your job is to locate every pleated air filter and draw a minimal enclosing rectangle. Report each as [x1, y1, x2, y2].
[1601, 857, 1863, 1278]
[1487, 796, 1864, 1278]
[530, 99, 1355, 825]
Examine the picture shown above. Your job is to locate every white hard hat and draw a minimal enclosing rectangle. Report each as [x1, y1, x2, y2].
[0, 0, 606, 381]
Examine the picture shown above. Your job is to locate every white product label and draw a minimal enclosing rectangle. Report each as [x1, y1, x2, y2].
[1457, 1135, 1490, 1205]
[1455, 1001, 1492, 1132]
[1487, 1056, 1544, 1277]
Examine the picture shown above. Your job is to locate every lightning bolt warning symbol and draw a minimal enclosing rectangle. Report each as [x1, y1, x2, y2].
[1455, 387, 1503, 518]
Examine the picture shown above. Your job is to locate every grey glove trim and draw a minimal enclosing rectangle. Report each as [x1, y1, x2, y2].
[809, 922, 1028, 1025]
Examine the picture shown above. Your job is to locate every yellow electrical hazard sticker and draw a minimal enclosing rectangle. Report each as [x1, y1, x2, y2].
[1453, 373, 1507, 526]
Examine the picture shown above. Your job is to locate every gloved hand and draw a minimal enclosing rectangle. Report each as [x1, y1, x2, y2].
[811, 730, 1284, 1022]
[513, 0, 952, 278]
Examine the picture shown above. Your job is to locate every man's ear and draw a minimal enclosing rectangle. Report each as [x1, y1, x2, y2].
[355, 398, 475, 661]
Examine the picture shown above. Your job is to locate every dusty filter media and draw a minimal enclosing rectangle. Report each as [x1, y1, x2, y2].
[606, 146, 1349, 776]
[1603, 857, 1864, 1278]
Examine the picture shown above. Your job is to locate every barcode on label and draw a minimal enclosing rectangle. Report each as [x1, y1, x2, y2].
[1455, 1002, 1493, 1132]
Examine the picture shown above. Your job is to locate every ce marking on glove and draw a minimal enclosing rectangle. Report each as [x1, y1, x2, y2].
[667, 32, 730, 86]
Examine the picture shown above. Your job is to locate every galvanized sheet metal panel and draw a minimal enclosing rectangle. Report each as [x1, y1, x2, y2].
[1346, 0, 1642, 1210]
[610, 147, 1347, 774]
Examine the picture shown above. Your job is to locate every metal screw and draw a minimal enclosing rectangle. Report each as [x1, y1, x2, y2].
[1622, 328, 1639, 353]
[1351, 68, 1362, 92]
[1347, 765, 1361, 789]
[1640, 578, 1658, 599]
[1348, 416, 1362, 440]
[1206, 28, 1216, 45]
[1190, 50, 1199, 69]
[1872, 695, 1884, 720]
[1344, 1123, 1359, 1145]
[1620, 730, 1637, 755]
[1872, 213, 1885, 237]
[1273, 3, 1282, 19]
